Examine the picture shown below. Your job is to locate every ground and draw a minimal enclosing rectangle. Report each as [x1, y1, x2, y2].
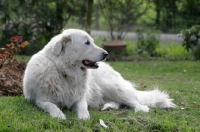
[0, 60, 26, 96]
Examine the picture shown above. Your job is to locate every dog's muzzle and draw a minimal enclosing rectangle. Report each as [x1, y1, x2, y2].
[102, 51, 108, 60]
[82, 51, 108, 69]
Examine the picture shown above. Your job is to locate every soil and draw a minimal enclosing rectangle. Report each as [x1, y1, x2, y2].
[0, 60, 26, 96]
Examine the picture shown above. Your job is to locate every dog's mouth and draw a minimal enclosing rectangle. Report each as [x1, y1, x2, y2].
[82, 60, 99, 69]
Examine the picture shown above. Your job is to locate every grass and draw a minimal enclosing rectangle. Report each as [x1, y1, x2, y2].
[1, 61, 200, 131]
[14, 55, 31, 62]
[94, 37, 192, 60]
[156, 41, 192, 60]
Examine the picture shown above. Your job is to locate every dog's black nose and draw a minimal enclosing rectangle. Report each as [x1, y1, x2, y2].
[103, 51, 108, 59]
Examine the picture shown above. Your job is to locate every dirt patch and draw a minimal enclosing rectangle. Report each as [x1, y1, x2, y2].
[0, 60, 26, 96]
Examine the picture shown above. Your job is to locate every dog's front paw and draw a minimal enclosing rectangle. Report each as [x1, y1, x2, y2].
[57, 112, 67, 120]
[78, 111, 90, 120]
[134, 105, 149, 113]
[51, 111, 66, 120]
[101, 102, 119, 111]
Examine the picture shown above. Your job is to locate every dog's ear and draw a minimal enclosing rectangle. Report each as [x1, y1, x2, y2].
[52, 35, 71, 55]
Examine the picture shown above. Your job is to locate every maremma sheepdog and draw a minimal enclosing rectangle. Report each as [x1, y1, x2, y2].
[23, 29, 177, 120]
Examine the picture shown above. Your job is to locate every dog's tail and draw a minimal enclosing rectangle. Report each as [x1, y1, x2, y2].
[135, 87, 177, 108]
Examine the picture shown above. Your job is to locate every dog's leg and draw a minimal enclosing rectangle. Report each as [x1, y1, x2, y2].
[101, 102, 120, 111]
[36, 100, 66, 120]
[117, 89, 150, 112]
[123, 99, 150, 112]
[74, 97, 90, 120]
[101, 83, 149, 112]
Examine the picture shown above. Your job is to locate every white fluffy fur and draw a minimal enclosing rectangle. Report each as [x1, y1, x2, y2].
[23, 29, 177, 120]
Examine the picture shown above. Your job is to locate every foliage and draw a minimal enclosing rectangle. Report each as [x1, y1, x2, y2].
[179, 25, 200, 60]
[152, 0, 200, 32]
[0, 0, 86, 55]
[99, 0, 149, 40]
[152, 0, 179, 31]
[0, 36, 28, 68]
[136, 31, 160, 57]
[179, 0, 200, 27]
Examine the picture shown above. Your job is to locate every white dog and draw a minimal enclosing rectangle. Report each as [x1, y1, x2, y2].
[23, 29, 177, 120]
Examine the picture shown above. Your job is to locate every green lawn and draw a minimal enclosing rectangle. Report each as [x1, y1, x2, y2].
[0, 61, 200, 131]
[14, 55, 31, 62]
[94, 37, 193, 61]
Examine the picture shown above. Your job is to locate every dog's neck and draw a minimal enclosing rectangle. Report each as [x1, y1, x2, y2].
[44, 51, 88, 81]
[80, 67, 87, 72]
[61, 61, 88, 79]
[63, 67, 87, 78]
[62, 65, 88, 89]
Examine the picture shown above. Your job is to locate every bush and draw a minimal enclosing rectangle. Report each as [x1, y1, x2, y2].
[0, 36, 28, 68]
[179, 25, 200, 60]
[136, 31, 160, 57]
[0, 1, 85, 55]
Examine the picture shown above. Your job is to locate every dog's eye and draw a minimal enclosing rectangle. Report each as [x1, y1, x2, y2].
[85, 40, 90, 45]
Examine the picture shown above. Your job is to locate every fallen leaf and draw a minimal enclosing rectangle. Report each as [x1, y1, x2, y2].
[99, 119, 108, 128]
[180, 107, 185, 110]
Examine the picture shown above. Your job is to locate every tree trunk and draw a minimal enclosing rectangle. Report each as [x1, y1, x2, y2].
[155, 6, 160, 29]
[86, 0, 93, 34]
[95, 4, 99, 30]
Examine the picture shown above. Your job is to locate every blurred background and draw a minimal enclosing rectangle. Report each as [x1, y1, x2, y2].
[0, 0, 199, 60]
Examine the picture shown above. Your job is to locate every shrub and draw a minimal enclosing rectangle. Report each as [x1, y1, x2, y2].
[0, 36, 29, 68]
[179, 25, 200, 60]
[136, 31, 160, 57]
[0, 1, 90, 56]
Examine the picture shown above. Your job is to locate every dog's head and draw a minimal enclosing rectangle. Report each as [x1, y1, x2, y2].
[48, 29, 108, 69]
